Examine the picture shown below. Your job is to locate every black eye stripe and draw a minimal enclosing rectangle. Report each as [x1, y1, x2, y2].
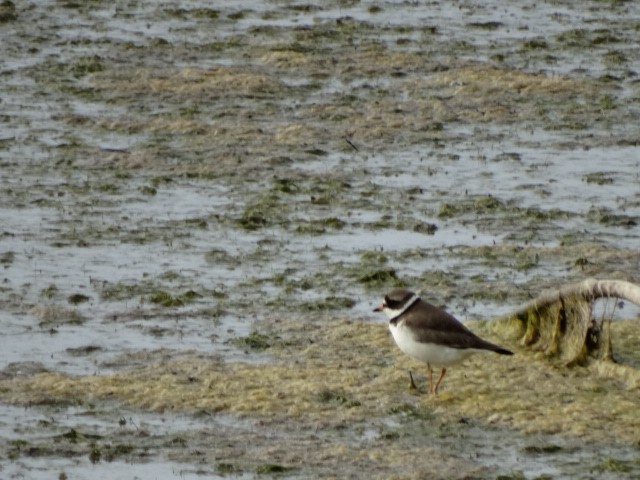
[386, 298, 402, 309]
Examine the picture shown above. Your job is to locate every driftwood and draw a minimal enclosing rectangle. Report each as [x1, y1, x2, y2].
[494, 278, 640, 366]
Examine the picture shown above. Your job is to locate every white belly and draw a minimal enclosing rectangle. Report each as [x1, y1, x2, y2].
[389, 322, 479, 367]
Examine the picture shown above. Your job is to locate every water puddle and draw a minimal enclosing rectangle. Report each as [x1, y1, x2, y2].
[1, 0, 639, 477]
[0, 404, 254, 479]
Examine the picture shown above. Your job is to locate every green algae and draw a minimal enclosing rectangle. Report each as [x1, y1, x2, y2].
[316, 388, 361, 408]
[231, 331, 276, 351]
[299, 296, 356, 311]
[521, 444, 564, 455]
[204, 248, 239, 266]
[583, 172, 615, 185]
[388, 403, 435, 422]
[40, 284, 59, 299]
[356, 267, 400, 288]
[238, 194, 287, 230]
[594, 458, 635, 474]
[67, 293, 90, 305]
[256, 463, 293, 475]
[295, 217, 346, 235]
[149, 291, 187, 307]
[2, 1, 640, 479]
[0, 251, 14, 265]
[588, 207, 638, 227]
[217, 462, 243, 475]
[438, 195, 506, 219]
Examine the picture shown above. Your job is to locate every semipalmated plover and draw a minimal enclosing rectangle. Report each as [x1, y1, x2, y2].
[374, 288, 513, 394]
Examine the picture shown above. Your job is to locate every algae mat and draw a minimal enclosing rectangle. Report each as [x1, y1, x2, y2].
[2, 318, 640, 478]
[1, 0, 640, 478]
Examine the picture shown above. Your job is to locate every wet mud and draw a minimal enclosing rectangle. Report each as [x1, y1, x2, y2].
[1, 0, 640, 478]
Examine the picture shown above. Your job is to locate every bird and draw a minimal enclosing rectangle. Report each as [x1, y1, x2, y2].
[373, 288, 513, 394]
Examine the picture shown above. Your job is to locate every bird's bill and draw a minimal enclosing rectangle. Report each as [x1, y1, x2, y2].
[373, 304, 384, 312]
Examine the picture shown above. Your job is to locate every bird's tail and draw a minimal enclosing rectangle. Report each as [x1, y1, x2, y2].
[491, 345, 513, 355]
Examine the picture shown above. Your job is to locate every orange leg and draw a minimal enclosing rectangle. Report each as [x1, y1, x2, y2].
[433, 367, 447, 395]
[427, 363, 434, 394]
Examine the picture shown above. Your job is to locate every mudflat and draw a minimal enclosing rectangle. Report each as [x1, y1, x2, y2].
[1, 1, 639, 478]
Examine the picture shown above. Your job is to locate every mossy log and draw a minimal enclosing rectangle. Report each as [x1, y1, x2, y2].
[493, 278, 640, 366]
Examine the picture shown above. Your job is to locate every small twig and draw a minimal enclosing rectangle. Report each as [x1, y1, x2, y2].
[345, 137, 358, 151]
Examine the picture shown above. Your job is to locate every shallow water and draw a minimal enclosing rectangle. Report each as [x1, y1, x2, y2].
[1, 0, 640, 478]
[0, 404, 254, 480]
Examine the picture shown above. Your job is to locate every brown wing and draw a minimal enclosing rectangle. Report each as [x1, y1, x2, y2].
[401, 300, 513, 354]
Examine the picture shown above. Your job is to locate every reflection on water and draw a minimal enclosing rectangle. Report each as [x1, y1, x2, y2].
[1, 0, 639, 478]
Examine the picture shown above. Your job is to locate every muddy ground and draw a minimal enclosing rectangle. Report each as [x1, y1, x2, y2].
[1, 0, 640, 479]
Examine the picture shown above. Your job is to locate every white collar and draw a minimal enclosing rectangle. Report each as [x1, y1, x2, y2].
[389, 293, 420, 323]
